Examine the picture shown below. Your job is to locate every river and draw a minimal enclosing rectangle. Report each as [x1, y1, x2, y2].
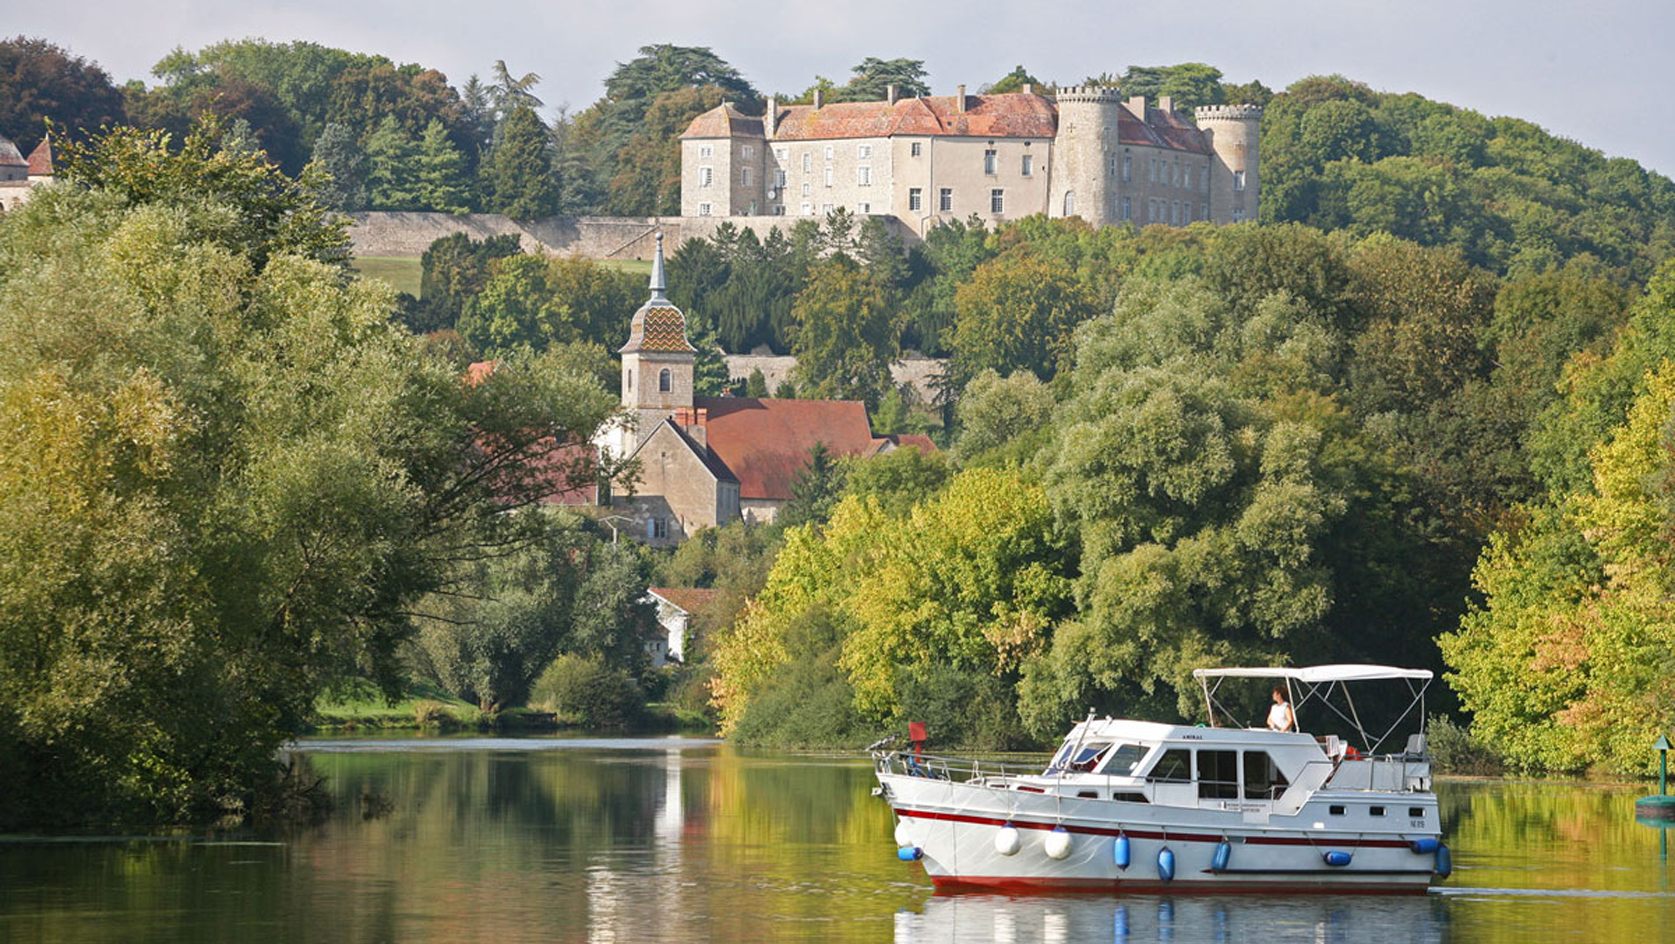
[0, 734, 1670, 943]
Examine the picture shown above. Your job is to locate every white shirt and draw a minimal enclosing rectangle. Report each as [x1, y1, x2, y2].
[1267, 701, 1295, 731]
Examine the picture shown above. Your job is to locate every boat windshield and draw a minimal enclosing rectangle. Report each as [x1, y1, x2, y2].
[1046, 741, 1148, 776]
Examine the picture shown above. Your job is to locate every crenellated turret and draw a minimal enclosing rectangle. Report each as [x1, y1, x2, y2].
[1049, 86, 1124, 225]
[1195, 104, 1263, 224]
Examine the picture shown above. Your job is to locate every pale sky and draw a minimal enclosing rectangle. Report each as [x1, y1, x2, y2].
[11, 0, 1673, 175]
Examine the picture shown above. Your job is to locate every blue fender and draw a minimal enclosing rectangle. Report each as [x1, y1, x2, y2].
[1211, 839, 1232, 872]
[1435, 844, 1453, 879]
[896, 845, 923, 861]
[1114, 832, 1131, 870]
[1322, 850, 1353, 867]
[1410, 837, 1440, 855]
[1157, 846, 1176, 882]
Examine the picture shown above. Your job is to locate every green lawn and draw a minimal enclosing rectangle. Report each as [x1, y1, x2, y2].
[600, 258, 654, 276]
[351, 256, 421, 296]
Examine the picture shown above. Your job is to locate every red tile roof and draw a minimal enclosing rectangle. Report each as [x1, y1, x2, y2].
[532, 442, 599, 505]
[891, 433, 938, 453]
[465, 360, 500, 385]
[25, 139, 52, 176]
[693, 396, 878, 500]
[682, 92, 1209, 153]
[649, 586, 720, 615]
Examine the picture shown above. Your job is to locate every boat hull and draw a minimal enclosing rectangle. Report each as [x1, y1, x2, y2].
[884, 775, 1439, 895]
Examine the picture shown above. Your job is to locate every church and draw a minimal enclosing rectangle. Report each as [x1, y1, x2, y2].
[593, 234, 932, 545]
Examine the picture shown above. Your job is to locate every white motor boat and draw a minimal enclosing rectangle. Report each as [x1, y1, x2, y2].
[874, 664, 1450, 894]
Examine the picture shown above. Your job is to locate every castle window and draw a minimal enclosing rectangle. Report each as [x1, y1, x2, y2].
[825, 167, 834, 187]
[983, 149, 997, 175]
[775, 169, 787, 187]
[700, 145, 713, 159]
[774, 147, 788, 161]
[802, 181, 811, 197]
[1202, 168, 1209, 192]
[858, 202, 870, 213]
[857, 165, 872, 186]
[1172, 200, 1180, 225]
[649, 517, 669, 540]
[742, 145, 755, 159]
[909, 188, 922, 211]
[990, 189, 1005, 214]
[659, 369, 672, 392]
[774, 205, 785, 215]
[1200, 202, 1208, 219]
[1063, 191, 1075, 215]
[939, 188, 952, 212]
[1174, 161, 1181, 187]
[699, 166, 713, 188]
[802, 153, 812, 173]
[857, 143, 872, 158]
[741, 167, 752, 186]
[1233, 170, 1246, 191]
[821, 203, 833, 214]
[911, 142, 922, 157]
[1021, 154, 1034, 176]
[1149, 159, 1157, 182]
[628, 369, 634, 391]
[698, 202, 712, 216]
[1233, 207, 1245, 222]
[824, 144, 835, 160]
[1121, 196, 1131, 220]
[1122, 154, 1131, 181]
[1183, 165, 1192, 189]
[801, 202, 813, 215]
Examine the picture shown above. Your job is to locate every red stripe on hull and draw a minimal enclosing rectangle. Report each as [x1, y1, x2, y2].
[894, 807, 1418, 849]
[928, 874, 1432, 896]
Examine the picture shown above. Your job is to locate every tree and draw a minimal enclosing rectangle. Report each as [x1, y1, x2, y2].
[955, 369, 1056, 464]
[0, 36, 127, 154]
[417, 118, 473, 213]
[602, 44, 758, 110]
[607, 85, 725, 215]
[484, 105, 558, 218]
[986, 66, 1043, 95]
[364, 115, 422, 210]
[490, 60, 543, 115]
[779, 442, 849, 529]
[834, 57, 930, 102]
[310, 121, 366, 211]
[457, 254, 641, 354]
[411, 232, 524, 334]
[746, 368, 769, 398]
[1119, 63, 1226, 110]
[951, 253, 1100, 386]
[0, 124, 617, 826]
[788, 257, 901, 407]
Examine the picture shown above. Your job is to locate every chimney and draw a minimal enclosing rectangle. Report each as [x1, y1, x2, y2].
[1159, 96, 1174, 114]
[957, 84, 967, 113]
[1022, 83, 1034, 96]
[1128, 95, 1147, 118]
[814, 87, 824, 109]
[765, 94, 777, 137]
[887, 83, 899, 105]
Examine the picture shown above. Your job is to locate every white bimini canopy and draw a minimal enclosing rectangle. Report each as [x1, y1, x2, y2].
[1192, 664, 1433, 684]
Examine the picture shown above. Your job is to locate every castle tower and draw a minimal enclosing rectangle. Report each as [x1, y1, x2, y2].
[1196, 104, 1263, 224]
[1049, 86, 1124, 226]
[615, 233, 695, 453]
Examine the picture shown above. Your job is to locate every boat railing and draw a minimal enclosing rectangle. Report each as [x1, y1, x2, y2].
[873, 750, 1046, 783]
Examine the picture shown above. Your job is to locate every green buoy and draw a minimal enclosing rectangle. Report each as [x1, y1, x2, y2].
[1636, 734, 1675, 821]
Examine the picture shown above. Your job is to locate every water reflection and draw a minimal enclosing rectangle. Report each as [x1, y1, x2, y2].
[0, 739, 1672, 943]
[894, 894, 1446, 944]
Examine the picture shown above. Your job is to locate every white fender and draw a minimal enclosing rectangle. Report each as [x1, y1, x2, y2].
[994, 824, 1021, 856]
[1044, 826, 1073, 860]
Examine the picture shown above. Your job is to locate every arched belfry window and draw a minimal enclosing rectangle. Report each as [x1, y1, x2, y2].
[659, 369, 672, 393]
[1064, 191, 1076, 216]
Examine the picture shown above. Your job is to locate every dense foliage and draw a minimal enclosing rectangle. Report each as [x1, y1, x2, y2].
[0, 121, 617, 826]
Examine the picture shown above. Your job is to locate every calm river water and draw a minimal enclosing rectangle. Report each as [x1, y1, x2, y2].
[1, 735, 1671, 943]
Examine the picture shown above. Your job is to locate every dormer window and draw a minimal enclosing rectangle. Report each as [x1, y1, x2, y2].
[659, 369, 672, 392]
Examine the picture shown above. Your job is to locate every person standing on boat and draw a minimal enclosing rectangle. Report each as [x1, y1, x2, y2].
[1267, 687, 1297, 732]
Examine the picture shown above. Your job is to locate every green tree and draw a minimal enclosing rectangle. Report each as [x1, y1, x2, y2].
[789, 257, 901, 407]
[364, 114, 422, 210]
[0, 125, 617, 826]
[410, 232, 524, 334]
[779, 442, 849, 530]
[458, 254, 641, 354]
[986, 66, 1043, 95]
[309, 121, 366, 211]
[834, 57, 930, 102]
[951, 253, 1100, 386]
[955, 369, 1056, 464]
[485, 105, 557, 218]
[417, 118, 472, 213]
[746, 367, 769, 398]
[1120, 63, 1226, 109]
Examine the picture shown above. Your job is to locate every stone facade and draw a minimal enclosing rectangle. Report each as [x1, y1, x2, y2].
[681, 89, 1261, 236]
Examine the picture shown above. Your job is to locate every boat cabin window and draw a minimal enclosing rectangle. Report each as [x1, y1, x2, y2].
[1329, 805, 1346, 816]
[1077, 790, 1099, 799]
[1370, 806, 1385, 817]
[1408, 807, 1425, 818]
[1066, 741, 1112, 772]
[1242, 751, 1290, 800]
[1197, 750, 1239, 799]
[1110, 792, 1149, 804]
[1100, 743, 1148, 776]
[1147, 749, 1192, 783]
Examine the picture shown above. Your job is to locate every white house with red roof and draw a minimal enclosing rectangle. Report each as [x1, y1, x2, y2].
[0, 132, 53, 214]
[680, 86, 1261, 235]
[593, 234, 932, 545]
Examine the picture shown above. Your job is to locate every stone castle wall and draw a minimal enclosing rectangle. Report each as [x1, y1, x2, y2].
[348, 212, 915, 259]
[723, 353, 946, 403]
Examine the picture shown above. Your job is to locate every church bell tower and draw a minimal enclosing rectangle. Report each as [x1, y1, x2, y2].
[614, 233, 695, 453]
